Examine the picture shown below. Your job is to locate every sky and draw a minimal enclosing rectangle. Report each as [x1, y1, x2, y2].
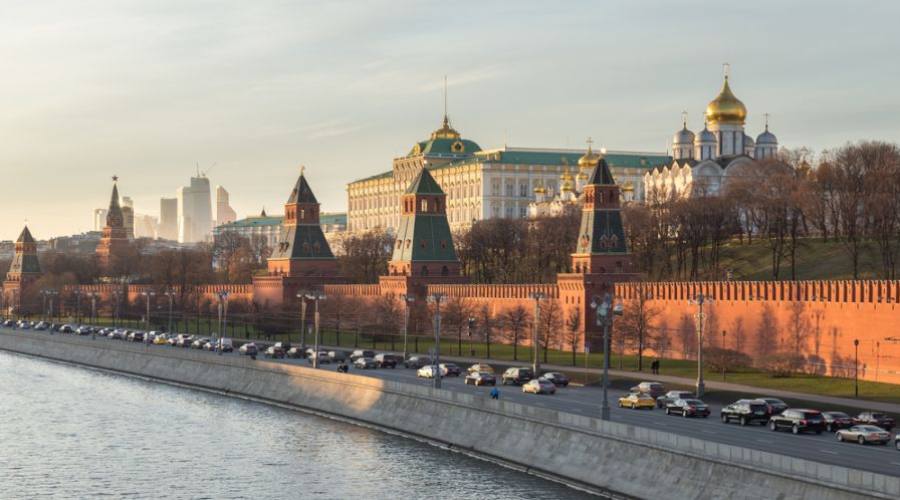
[2, 0, 899, 240]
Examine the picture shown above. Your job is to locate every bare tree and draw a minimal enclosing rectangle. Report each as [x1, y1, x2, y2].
[502, 305, 530, 361]
[617, 284, 660, 371]
[565, 308, 581, 366]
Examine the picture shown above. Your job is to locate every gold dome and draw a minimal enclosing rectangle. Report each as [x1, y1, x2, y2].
[533, 182, 547, 195]
[705, 76, 747, 125]
[562, 179, 574, 192]
[431, 115, 461, 140]
[578, 144, 601, 169]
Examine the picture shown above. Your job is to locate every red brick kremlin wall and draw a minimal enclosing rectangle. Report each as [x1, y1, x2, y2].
[616, 280, 900, 385]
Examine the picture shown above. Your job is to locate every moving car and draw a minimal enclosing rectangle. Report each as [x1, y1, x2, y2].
[656, 390, 694, 409]
[308, 351, 330, 364]
[757, 397, 788, 416]
[404, 356, 432, 369]
[217, 338, 234, 352]
[1, 319, 14, 327]
[630, 381, 666, 399]
[129, 331, 146, 343]
[328, 350, 350, 362]
[354, 357, 377, 369]
[539, 372, 569, 387]
[522, 379, 556, 395]
[286, 347, 305, 359]
[265, 344, 286, 358]
[440, 363, 462, 377]
[768, 409, 825, 434]
[350, 350, 375, 361]
[822, 411, 854, 432]
[16, 320, 31, 329]
[665, 398, 710, 418]
[374, 353, 402, 369]
[417, 365, 441, 379]
[464, 371, 496, 386]
[501, 367, 534, 386]
[75, 326, 93, 335]
[239, 342, 258, 356]
[467, 363, 494, 374]
[836, 425, 892, 445]
[720, 399, 770, 426]
[59, 324, 75, 334]
[190, 337, 209, 349]
[618, 392, 655, 410]
[854, 412, 895, 431]
[153, 334, 169, 345]
[34, 322, 48, 331]
[176, 334, 194, 347]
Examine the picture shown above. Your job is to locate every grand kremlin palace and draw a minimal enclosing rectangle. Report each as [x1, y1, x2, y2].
[346, 115, 670, 233]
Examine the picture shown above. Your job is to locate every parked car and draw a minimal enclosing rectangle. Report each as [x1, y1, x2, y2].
[822, 411, 855, 432]
[464, 371, 496, 386]
[836, 425, 892, 445]
[440, 363, 462, 377]
[656, 390, 694, 409]
[522, 379, 556, 395]
[467, 363, 494, 374]
[757, 397, 788, 416]
[239, 342, 258, 356]
[404, 356, 432, 369]
[855, 412, 895, 431]
[618, 392, 655, 410]
[417, 365, 441, 379]
[374, 353, 402, 369]
[501, 367, 534, 386]
[630, 381, 666, 399]
[354, 357, 377, 369]
[539, 372, 570, 387]
[328, 350, 350, 362]
[665, 398, 710, 418]
[720, 399, 771, 426]
[265, 345, 286, 359]
[351, 349, 375, 361]
[768, 409, 825, 434]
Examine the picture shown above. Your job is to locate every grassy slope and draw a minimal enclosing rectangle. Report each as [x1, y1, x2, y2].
[713, 238, 885, 281]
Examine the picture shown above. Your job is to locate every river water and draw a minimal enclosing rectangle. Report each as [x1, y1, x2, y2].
[0, 352, 596, 499]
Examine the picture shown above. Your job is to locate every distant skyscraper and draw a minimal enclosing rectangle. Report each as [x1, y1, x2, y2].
[121, 196, 135, 240]
[215, 185, 237, 226]
[177, 175, 213, 244]
[93, 208, 108, 231]
[159, 198, 178, 241]
[134, 214, 159, 239]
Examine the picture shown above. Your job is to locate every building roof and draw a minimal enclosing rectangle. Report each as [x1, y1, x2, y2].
[269, 225, 335, 260]
[588, 158, 616, 185]
[17, 226, 35, 244]
[216, 216, 284, 230]
[405, 167, 445, 195]
[320, 212, 347, 226]
[287, 173, 318, 204]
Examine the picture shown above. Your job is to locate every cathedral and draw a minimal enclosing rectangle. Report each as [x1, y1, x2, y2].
[643, 69, 779, 199]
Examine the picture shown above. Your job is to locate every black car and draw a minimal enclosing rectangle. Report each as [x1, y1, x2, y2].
[768, 409, 825, 434]
[441, 363, 462, 377]
[539, 372, 570, 387]
[855, 412, 895, 431]
[350, 350, 375, 361]
[822, 411, 854, 432]
[404, 356, 431, 369]
[666, 398, 710, 418]
[501, 367, 534, 386]
[757, 397, 788, 416]
[374, 353, 402, 369]
[656, 390, 694, 409]
[720, 399, 770, 426]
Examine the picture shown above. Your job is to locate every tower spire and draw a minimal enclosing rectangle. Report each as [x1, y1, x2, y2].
[723, 62, 730, 80]
[764, 112, 770, 131]
[443, 75, 448, 126]
[681, 110, 688, 128]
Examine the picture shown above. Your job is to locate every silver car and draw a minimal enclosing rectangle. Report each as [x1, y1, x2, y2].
[836, 425, 892, 445]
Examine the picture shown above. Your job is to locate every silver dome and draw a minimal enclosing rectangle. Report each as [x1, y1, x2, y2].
[673, 126, 695, 145]
[757, 129, 778, 145]
[695, 127, 716, 144]
[743, 134, 755, 146]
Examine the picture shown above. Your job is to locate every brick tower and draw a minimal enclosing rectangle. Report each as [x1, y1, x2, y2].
[3, 226, 43, 314]
[380, 167, 466, 297]
[254, 168, 343, 307]
[95, 177, 130, 274]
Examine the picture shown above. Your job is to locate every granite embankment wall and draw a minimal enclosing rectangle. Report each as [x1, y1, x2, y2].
[1, 331, 897, 500]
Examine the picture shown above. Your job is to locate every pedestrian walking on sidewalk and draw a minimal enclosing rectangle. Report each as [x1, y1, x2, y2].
[490, 387, 500, 400]
[651, 359, 660, 375]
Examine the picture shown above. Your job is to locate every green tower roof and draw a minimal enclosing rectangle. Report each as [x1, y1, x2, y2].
[405, 168, 445, 195]
[287, 173, 318, 204]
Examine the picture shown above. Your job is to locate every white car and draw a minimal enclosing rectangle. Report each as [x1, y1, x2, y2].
[417, 365, 443, 379]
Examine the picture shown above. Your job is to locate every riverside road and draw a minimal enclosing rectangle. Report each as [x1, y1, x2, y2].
[6, 327, 900, 478]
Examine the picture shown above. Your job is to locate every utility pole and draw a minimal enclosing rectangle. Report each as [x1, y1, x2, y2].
[304, 292, 326, 367]
[530, 292, 545, 376]
[297, 292, 308, 351]
[428, 293, 445, 389]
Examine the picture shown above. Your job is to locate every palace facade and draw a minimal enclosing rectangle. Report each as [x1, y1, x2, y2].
[346, 116, 669, 233]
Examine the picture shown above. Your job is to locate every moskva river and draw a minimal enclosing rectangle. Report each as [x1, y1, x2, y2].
[0, 352, 595, 499]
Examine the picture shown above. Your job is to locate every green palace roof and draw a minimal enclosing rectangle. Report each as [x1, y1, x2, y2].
[216, 216, 283, 230]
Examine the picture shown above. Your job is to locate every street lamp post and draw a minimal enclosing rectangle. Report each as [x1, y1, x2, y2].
[530, 292, 545, 376]
[217, 291, 229, 354]
[590, 292, 622, 421]
[721, 330, 727, 381]
[47, 290, 58, 325]
[40, 291, 47, 322]
[401, 294, 414, 360]
[74, 290, 82, 324]
[296, 292, 308, 352]
[875, 341, 881, 382]
[854, 339, 860, 398]
[142, 291, 155, 332]
[428, 293, 445, 389]
[467, 316, 475, 357]
[689, 293, 712, 398]
[304, 292, 326, 368]
[164, 290, 175, 334]
[113, 291, 121, 328]
[89, 292, 98, 339]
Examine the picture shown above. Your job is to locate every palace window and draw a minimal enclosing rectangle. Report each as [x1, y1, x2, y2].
[519, 182, 528, 197]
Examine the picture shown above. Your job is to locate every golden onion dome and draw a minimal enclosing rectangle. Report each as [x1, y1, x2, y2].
[576, 170, 588, 181]
[533, 183, 547, 195]
[705, 76, 747, 125]
[578, 145, 601, 168]
[562, 179, 573, 192]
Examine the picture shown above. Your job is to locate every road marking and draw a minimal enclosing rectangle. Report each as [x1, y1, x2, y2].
[891, 462, 900, 467]
[819, 450, 838, 455]
[755, 439, 774, 444]
[700, 430, 718, 435]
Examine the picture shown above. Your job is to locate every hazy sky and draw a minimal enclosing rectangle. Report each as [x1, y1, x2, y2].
[2, 0, 899, 240]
